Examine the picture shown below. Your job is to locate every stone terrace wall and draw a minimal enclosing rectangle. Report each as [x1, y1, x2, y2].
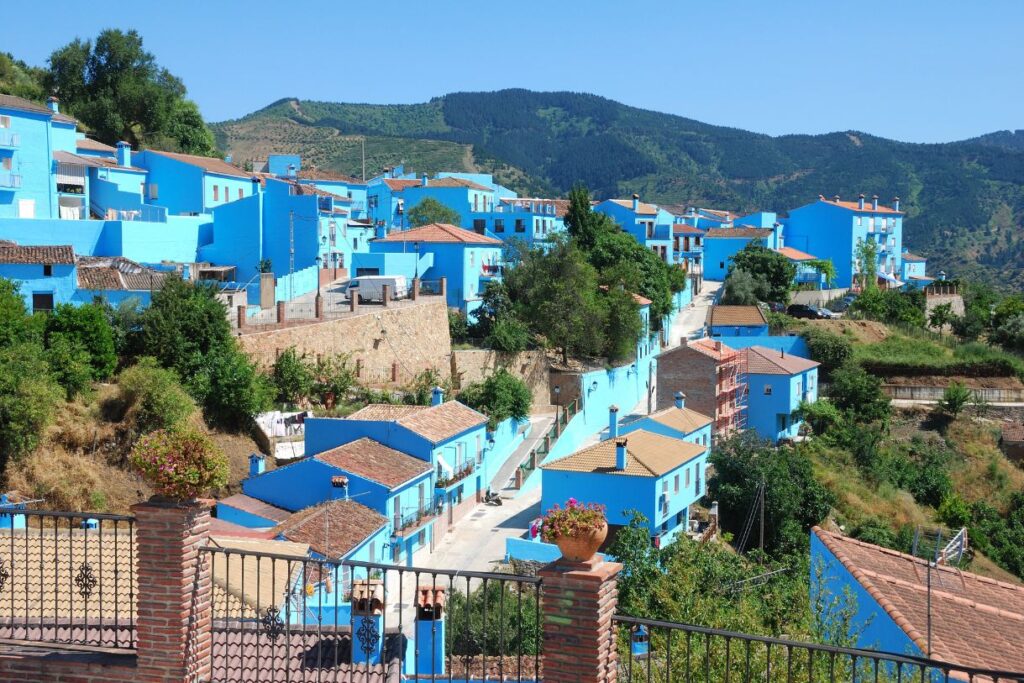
[238, 301, 452, 385]
[451, 349, 552, 408]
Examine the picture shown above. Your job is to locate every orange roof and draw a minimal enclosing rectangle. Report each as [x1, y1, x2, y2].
[424, 177, 492, 191]
[606, 199, 658, 216]
[686, 337, 739, 361]
[315, 437, 430, 488]
[647, 406, 713, 434]
[743, 345, 819, 375]
[819, 197, 903, 215]
[147, 149, 250, 179]
[347, 400, 487, 443]
[75, 137, 115, 153]
[704, 227, 773, 239]
[774, 246, 817, 261]
[599, 285, 651, 306]
[383, 178, 422, 191]
[814, 527, 1024, 673]
[374, 223, 502, 245]
[542, 430, 705, 477]
[0, 244, 75, 265]
[275, 500, 386, 560]
[708, 305, 767, 327]
[902, 252, 927, 263]
[673, 224, 705, 236]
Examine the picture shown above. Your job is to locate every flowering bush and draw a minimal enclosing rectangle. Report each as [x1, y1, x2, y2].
[130, 428, 229, 500]
[541, 498, 606, 542]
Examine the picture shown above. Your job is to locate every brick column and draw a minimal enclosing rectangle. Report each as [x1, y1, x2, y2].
[315, 293, 324, 320]
[132, 498, 213, 683]
[439, 277, 447, 298]
[236, 304, 246, 329]
[275, 300, 286, 324]
[412, 277, 420, 301]
[538, 557, 623, 683]
[382, 284, 391, 308]
[350, 290, 359, 313]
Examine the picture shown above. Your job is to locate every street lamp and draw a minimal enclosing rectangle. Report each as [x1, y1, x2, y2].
[315, 255, 322, 298]
[414, 242, 420, 279]
[554, 385, 561, 425]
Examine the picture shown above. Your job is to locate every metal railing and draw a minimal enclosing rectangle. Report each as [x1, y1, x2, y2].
[394, 504, 437, 535]
[419, 279, 444, 296]
[0, 510, 136, 650]
[436, 461, 475, 489]
[201, 547, 542, 682]
[0, 130, 20, 147]
[613, 615, 1024, 683]
[0, 172, 22, 189]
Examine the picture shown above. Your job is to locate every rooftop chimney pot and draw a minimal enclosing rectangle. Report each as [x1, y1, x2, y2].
[609, 404, 620, 439]
[615, 438, 628, 471]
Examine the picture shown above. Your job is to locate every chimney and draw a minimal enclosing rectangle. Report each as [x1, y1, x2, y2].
[608, 405, 620, 439]
[47, 96, 59, 113]
[872, 194, 879, 211]
[858, 193, 865, 210]
[780, 349, 785, 358]
[116, 141, 131, 168]
[674, 392, 686, 410]
[714, 341, 723, 352]
[416, 587, 447, 674]
[817, 194, 825, 201]
[893, 196, 901, 212]
[251, 176, 261, 195]
[632, 193, 640, 212]
[330, 475, 349, 500]
[421, 172, 428, 187]
[833, 194, 840, 203]
[615, 438, 628, 471]
[225, 154, 233, 164]
[287, 163, 296, 178]
[248, 454, 266, 477]
[431, 386, 444, 406]
[375, 222, 388, 240]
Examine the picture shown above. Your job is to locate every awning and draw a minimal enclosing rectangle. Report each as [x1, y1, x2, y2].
[878, 272, 904, 287]
[435, 452, 454, 476]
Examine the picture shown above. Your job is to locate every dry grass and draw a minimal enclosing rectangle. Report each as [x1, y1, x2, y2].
[946, 418, 1024, 513]
[804, 319, 891, 344]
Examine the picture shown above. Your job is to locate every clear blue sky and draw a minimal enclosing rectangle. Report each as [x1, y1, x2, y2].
[6, 0, 1022, 143]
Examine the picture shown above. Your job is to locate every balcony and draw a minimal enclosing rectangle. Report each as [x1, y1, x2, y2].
[436, 460, 475, 488]
[0, 130, 19, 148]
[0, 172, 22, 190]
[393, 503, 438, 537]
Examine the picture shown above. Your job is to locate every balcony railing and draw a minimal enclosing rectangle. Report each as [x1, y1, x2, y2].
[0, 130, 19, 148]
[0, 172, 22, 189]
[436, 461, 475, 488]
[393, 503, 437, 536]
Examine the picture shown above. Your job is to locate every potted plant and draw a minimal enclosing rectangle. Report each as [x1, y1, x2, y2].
[130, 427, 230, 502]
[541, 498, 608, 562]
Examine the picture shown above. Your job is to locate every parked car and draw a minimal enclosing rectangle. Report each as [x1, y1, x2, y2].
[817, 307, 837, 319]
[786, 304, 824, 319]
[761, 301, 786, 313]
[345, 275, 408, 302]
[830, 294, 858, 313]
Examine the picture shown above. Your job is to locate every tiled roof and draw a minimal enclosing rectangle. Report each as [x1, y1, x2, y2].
[218, 493, 292, 524]
[383, 178, 422, 191]
[280, 178, 351, 202]
[315, 437, 431, 488]
[146, 149, 250, 178]
[0, 244, 75, 265]
[685, 337, 739, 361]
[673, 224, 705, 236]
[908, 275, 936, 282]
[424, 177, 492, 191]
[820, 197, 902, 215]
[1002, 422, 1024, 443]
[708, 305, 768, 327]
[298, 168, 364, 184]
[813, 527, 1024, 673]
[54, 149, 145, 172]
[774, 246, 817, 261]
[743, 345, 819, 376]
[75, 137, 116, 152]
[275, 500, 387, 560]
[902, 252, 927, 263]
[0, 94, 77, 123]
[374, 223, 502, 245]
[606, 198, 658, 215]
[648, 406, 713, 434]
[499, 197, 570, 217]
[347, 400, 487, 443]
[542, 429, 705, 477]
[76, 256, 169, 291]
[704, 227, 774, 239]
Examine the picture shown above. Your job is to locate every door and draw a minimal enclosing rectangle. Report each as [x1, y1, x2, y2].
[17, 199, 34, 218]
[31, 292, 54, 313]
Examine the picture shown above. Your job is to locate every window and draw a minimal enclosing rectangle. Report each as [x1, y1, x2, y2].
[353, 238, 358, 249]
[719, 262, 725, 269]
[1, 157, 11, 171]
[476, 435, 482, 464]
[42, 264, 52, 277]
[674, 474, 679, 493]
[676, 511, 684, 526]
[473, 219, 486, 234]
[369, 541, 376, 562]
[469, 252, 475, 268]
[418, 529, 426, 546]
[0, 115, 9, 128]
[238, 188, 243, 200]
[32, 293, 53, 312]
[778, 414, 788, 431]
[764, 384, 773, 395]
[473, 195, 479, 212]
[795, 380, 802, 394]
[515, 219, 525, 233]
[457, 442, 464, 467]
[856, 217, 862, 226]
[149, 184, 158, 200]
[685, 468, 691, 488]
[494, 218, 504, 233]
[212, 186, 218, 201]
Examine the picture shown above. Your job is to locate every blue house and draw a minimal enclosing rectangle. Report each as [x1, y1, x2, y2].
[132, 149, 255, 216]
[742, 345, 819, 443]
[274, 498, 390, 568]
[594, 196, 674, 264]
[399, 175, 497, 232]
[775, 246, 827, 289]
[703, 226, 781, 281]
[673, 224, 704, 275]
[707, 305, 769, 337]
[298, 168, 369, 222]
[483, 197, 567, 247]
[811, 527, 1024, 670]
[366, 173, 421, 228]
[621, 392, 713, 450]
[364, 223, 503, 316]
[900, 251, 933, 289]
[782, 194, 908, 289]
[541, 424, 708, 547]
[0, 243, 76, 311]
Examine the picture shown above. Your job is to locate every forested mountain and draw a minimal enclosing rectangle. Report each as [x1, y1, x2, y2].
[214, 90, 1024, 290]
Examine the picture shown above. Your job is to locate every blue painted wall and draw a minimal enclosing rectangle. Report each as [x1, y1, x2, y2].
[704, 234, 774, 281]
[712, 335, 810, 357]
[745, 366, 818, 443]
[710, 322, 770, 337]
[0, 262, 76, 310]
[0, 105, 56, 219]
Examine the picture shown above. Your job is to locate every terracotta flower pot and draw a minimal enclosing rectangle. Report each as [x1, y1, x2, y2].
[554, 522, 608, 562]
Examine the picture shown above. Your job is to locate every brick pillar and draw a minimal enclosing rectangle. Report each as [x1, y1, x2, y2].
[132, 499, 213, 683]
[350, 290, 359, 313]
[538, 557, 623, 683]
[355, 358, 362, 378]
[412, 277, 420, 301]
[276, 300, 286, 324]
[236, 304, 246, 329]
[391, 361, 399, 382]
[315, 293, 324, 320]
[439, 277, 447, 298]
[382, 284, 391, 308]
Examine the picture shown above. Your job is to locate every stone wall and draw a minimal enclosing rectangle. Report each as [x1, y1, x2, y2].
[451, 349, 552, 408]
[238, 301, 452, 385]
[791, 287, 850, 307]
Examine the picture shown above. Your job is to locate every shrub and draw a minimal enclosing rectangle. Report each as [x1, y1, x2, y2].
[486, 315, 530, 354]
[938, 494, 971, 528]
[311, 354, 356, 405]
[191, 347, 273, 429]
[541, 498, 606, 542]
[118, 357, 195, 433]
[938, 381, 972, 418]
[801, 328, 852, 380]
[44, 334, 94, 400]
[45, 302, 117, 380]
[828, 363, 890, 425]
[0, 343, 62, 464]
[448, 309, 469, 344]
[458, 369, 532, 429]
[272, 347, 314, 404]
[130, 427, 229, 500]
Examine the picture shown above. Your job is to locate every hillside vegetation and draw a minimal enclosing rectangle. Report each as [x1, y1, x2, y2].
[214, 90, 1024, 290]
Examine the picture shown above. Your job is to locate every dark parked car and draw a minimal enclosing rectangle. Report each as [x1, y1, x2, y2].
[762, 301, 786, 313]
[830, 294, 858, 313]
[787, 304, 826, 319]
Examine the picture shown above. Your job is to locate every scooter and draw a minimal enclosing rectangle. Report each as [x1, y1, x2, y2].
[484, 489, 503, 506]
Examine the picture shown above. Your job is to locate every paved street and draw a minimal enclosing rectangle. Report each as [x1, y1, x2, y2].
[666, 279, 722, 349]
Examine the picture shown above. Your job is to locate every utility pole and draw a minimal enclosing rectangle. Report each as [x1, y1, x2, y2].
[759, 480, 765, 552]
[289, 210, 295, 301]
[361, 137, 366, 182]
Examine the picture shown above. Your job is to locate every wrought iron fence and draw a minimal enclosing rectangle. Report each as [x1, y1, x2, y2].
[419, 279, 444, 296]
[201, 547, 542, 682]
[613, 615, 1024, 683]
[0, 510, 136, 649]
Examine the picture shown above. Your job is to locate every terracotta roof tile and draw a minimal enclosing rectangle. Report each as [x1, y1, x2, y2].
[708, 305, 767, 327]
[75, 137, 116, 153]
[606, 198, 658, 215]
[902, 252, 927, 263]
[275, 500, 386, 560]
[424, 177, 492, 191]
[684, 337, 739, 361]
[743, 345, 819, 375]
[673, 224, 706, 236]
[813, 527, 1024, 673]
[774, 246, 817, 261]
[704, 227, 774, 239]
[383, 178, 422, 191]
[146, 149, 250, 178]
[218, 494, 291, 524]
[599, 285, 651, 306]
[0, 94, 77, 124]
[315, 437, 430, 488]
[374, 223, 502, 245]
[347, 400, 487, 443]
[647, 406, 713, 434]
[542, 430, 705, 477]
[298, 168, 364, 184]
[820, 197, 903, 215]
[76, 256, 168, 291]
[0, 244, 74, 265]
[1002, 423, 1024, 443]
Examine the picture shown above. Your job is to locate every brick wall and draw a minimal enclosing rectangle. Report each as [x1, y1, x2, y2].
[451, 349, 552, 408]
[238, 301, 452, 384]
[657, 345, 717, 416]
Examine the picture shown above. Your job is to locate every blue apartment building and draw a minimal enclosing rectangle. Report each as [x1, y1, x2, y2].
[620, 392, 714, 451]
[673, 224, 705, 275]
[775, 246, 827, 289]
[703, 225, 782, 281]
[782, 194, 907, 289]
[743, 345, 819, 443]
[594, 196, 675, 263]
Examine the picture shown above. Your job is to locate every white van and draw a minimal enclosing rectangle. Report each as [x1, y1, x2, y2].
[345, 275, 408, 302]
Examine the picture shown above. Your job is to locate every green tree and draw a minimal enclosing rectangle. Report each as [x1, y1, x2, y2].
[0, 52, 46, 100]
[853, 238, 878, 292]
[44, 334, 94, 400]
[938, 381, 972, 418]
[0, 343, 62, 464]
[828, 363, 891, 425]
[563, 184, 616, 251]
[45, 302, 117, 380]
[458, 368, 531, 428]
[729, 243, 796, 303]
[928, 302, 954, 331]
[589, 230, 677, 325]
[407, 197, 462, 227]
[45, 29, 215, 154]
[601, 285, 643, 362]
[804, 258, 837, 288]
[720, 268, 760, 305]
[991, 313, 1024, 352]
[606, 511, 664, 615]
[448, 309, 469, 344]
[0, 278, 35, 347]
[191, 347, 273, 429]
[271, 347, 314, 404]
[485, 315, 530, 354]
[118, 357, 195, 433]
[800, 328, 852, 380]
